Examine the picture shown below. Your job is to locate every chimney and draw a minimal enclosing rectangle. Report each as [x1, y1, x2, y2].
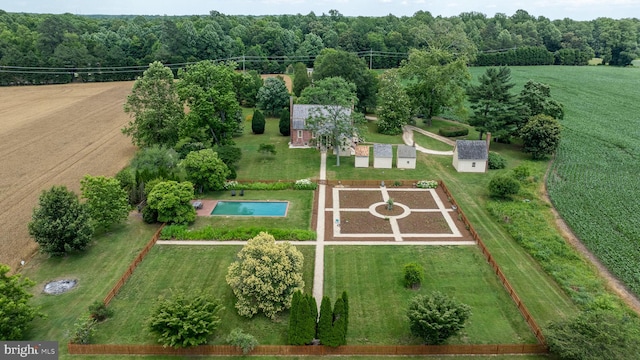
[485, 132, 491, 173]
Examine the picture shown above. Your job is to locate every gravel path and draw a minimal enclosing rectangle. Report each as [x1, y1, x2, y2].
[402, 125, 454, 155]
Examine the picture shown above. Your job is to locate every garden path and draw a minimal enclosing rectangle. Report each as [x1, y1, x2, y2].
[402, 125, 454, 155]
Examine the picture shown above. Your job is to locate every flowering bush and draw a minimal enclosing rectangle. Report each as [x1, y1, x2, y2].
[416, 180, 438, 189]
[224, 181, 239, 190]
[294, 178, 317, 190]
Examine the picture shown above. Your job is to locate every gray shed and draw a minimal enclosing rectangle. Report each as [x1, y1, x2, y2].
[452, 140, 488, 173]
[373, 143, 393, 169]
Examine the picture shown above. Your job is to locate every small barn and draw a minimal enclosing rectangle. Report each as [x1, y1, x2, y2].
[355, 145, 370, 168]
[452, 140, 488, 173]
[397, 145, 417, 169]
[373, 144, 393, 169]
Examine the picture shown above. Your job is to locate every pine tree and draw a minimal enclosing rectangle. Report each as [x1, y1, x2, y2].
[341, 291, 349, 341]
[279, 109, 290, 136]
[317, 296, 333, 343]
[251, 109, 265, 134]
[305, 294, 318, 342]
[325, 297, 346, 347]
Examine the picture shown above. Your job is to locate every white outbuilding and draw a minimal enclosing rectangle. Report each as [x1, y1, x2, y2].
[373, 143, 393, 169]
[355, 145, 370, 168]
[396, 145, 417, 169]
[452, 140, 488, 173]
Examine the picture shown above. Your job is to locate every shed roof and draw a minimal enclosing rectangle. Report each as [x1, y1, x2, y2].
[291, 104, 351, 130]
[455, 140, 488, 160]
[373, 143, 393, 158]
[355, 145, 370, 157]
[397, 145, 416, 159]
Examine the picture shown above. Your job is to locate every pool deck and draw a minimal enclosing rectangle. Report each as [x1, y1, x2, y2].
[192, 200, 217, 216]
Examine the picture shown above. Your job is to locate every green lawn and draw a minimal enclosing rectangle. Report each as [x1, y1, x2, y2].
[93, 245, 315, 345]
[412, 131, 454, 152]
[192, 190, 314, 233]
[323, 246, 537, 345]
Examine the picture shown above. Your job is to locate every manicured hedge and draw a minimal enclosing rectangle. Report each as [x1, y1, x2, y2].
[438, 126, 469, 137]
[160, 225, 316, 241]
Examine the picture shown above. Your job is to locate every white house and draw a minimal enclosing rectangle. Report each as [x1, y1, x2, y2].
[355, 145, 370, 168]
[452, 140, 488, 173]
[373, 143, 393, 169]
[397, 145, 416, 169]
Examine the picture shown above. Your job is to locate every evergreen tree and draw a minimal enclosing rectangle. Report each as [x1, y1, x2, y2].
[317, 296, 333, 342]
[287, 291, 303, 345]
[292, 62, 311, 97]
[279, 109, 291, 136]
[305, 294, 318, 342]
[341, 291, 349, 340]
[325, 297, 346, 347]
[252, 109, 266, 134]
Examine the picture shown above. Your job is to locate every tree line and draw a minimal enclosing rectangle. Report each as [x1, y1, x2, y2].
[0, 8, 638, 84]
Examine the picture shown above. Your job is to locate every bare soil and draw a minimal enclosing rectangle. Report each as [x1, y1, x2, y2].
[0, 82, 137, 271]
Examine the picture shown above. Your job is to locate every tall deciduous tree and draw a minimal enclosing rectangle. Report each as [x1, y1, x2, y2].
[376, 69, 411, 135]
[520, 114, 561, 159]
[467, 66, 522, 141]
[80, 175, 130, 231]
[226, 232, 304, 320]
[407, 292, 471, 345]
[234, 70, 263, 107]
[123, 61, 183, 148]
[400, 49, 470, 126]
[146, 181, 196, 224]
[177, 61, 242, 146]
[257, 77, 290, 116]
[0, 264, 42, 340]
[297, 77, 357, 106]
[312, 48, 377, 112]
[519, 80, 564, 120]
[182, 149, 230, 192]
[292, 62, 311, 97]
[304, 105, 359, 167]
[28, 186, 94, 256]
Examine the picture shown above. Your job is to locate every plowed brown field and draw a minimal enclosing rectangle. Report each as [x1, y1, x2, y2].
[0, 81, 137, 271]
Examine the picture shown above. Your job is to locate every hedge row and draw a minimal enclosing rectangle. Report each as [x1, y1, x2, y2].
[438, 126, 469, 137]
[160, 225, 316, 241]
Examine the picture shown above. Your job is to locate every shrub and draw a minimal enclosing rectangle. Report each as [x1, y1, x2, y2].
[252, 109, 265, 134]
[279, 109, 291, 136]
[403, 262, 424, 289]
[224, 181, 294, 191]
[148, 291, 223, 348]
[488, 175, 521, 198]
[487, 152, 507, 169]
[407, 292, 471, 345]
[438, 126, 469, 137]
[416, 180, 438, 189]
[88, 300, 113, 322]
[141, 205, 158, 224]
[226, 328, 258, 354]
[69, 315, 97, 344]
[160, 225, 316, 241]
[294, 178, 317, 190]
[512, 164, 532, 182]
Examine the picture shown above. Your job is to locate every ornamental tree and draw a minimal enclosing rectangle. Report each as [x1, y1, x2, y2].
[279, 109, 291, 136]
[146, 181, 196, 224]
[182, 149, 230, 192]
[0, 264, 42, 340]
[80, 175, 130, 231]
[28, 186, 94, 256]
[148, 291, 223, 348]
[257, 77, 290, 116]
[407, 292, 471, 345]
[226, 232, 304, 320]
[520, 114, 561, 159]
[251, 109, 266, 134]
[122, 61, 183, 148]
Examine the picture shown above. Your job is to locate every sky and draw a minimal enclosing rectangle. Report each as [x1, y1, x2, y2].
[1, 0, 639, 21]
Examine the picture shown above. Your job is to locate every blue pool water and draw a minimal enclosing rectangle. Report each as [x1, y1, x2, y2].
[211, 201, 289, 216]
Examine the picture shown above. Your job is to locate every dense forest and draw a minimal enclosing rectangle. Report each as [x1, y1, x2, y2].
[0, 8, 638, 84]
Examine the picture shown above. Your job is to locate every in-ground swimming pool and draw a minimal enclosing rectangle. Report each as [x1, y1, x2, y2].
[210, 201, 289, 216]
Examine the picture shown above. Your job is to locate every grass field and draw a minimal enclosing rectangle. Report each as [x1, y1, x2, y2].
[323, 246, 537, 345]
[93, 245, 315, 345]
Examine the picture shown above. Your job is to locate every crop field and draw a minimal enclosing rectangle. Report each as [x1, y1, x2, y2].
[0, 82, 137, 271]
[474, 66, 640, 297]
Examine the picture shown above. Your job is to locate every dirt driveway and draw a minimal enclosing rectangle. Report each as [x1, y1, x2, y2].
[0, 82, 137, 271]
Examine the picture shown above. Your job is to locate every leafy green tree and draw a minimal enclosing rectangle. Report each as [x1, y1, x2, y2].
[177, 61, 242, 146]
[129, 145, 180, 183]
[519, 80, 564, 120]
[183, 149, 230, 192]
[520, 114, 561, 159]
[226, 232, 304, 320]
[488, 174, 521, 198]
[376, 69, 411, 135]
[546, 309, 640, 360]
[467, 67, 522, 141]
[122, 61, 183, 148]
[317, 296, 333, 342]
[252, 109, 266, 134]
[146, 181, 196, 224]
[148, 290, 223, 348]
[0, 264, 42, 340]
[292, 62, 311, 96]
[312, 48, 378, 112]
[304, 104, 361, 166]
[403, 262, 424, 289]
[279, 109, 291, 136]
[407, 292, 471, 345]
[297, 76, 358, 106]
[234, 70, 263, 107]
[80, 175, 130, 231]
[400, 49, 470, 126]
[28, 186, 94, 256]
[257, 77, 290, 116]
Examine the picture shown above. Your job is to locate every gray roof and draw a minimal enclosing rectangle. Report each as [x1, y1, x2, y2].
[455, 140, 488, 160]
[291, 104, 351, 130]
[397, 145, 416, 159]
[373, 143, 393, 158]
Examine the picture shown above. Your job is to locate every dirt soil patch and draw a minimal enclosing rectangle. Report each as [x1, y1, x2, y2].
[0, 82, 137, 271]
[398, 212, 452, 234]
